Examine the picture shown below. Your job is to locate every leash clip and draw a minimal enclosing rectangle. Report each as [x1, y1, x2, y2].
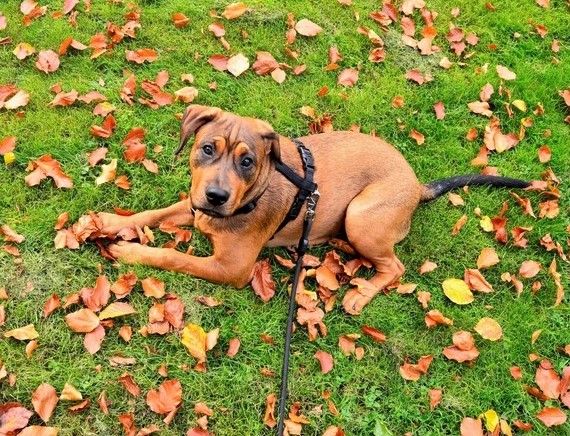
[304, 189, 320, 221]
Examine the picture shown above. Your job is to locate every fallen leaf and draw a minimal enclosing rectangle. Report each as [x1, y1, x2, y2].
[251, 258, 276, 302]
[314, 350, 334, 374]
[535, 359, 561, 399]
[221, 2, 248, 19]
[263, 393, 277, 428]
[172, 12, 190, 28]
[65, 308, 100, 333]
[464, 269, 494, 293]
[147, 379, 182, 414]
[141, 277, 165, 298]
[35, 50, 60, 73]
[496, 65, 516, 80]
[295, 19, 323, 37]
[1, 224, 25, 243]
[477, 247, 500, 269]
[181, 323, 207, 368]
[419, 260, 437, 274]
[32, 383, 58, 422]
[43, 294, 61, 318]
[25, 155, 73, 189]
[425, 309, 453, 328]
[3, 90, 30, 110]
[3, 324, 39, 340]
[227, 337, 240, 357]
[337, 68, 359, 87]
[429, 389, 442, 410]
[474, 317, 503, 341]
[442, 278, 474, 304]
[468, 101, 493, 117]
[174, 86, 199, 103]
[409, 129, 425, 145]
[125, 48, 158, 64]
[227, 53, 249, 77]
[13, 42, 36, 60]
[60, 383, 83, 401]
[399, 355, 434, 381]
[208, 54, 228, 71]
[99, 302, 136, 320]
[118, 372, 141, 397]
[433, 101, 445, 120]
[536, 407, 567, 427]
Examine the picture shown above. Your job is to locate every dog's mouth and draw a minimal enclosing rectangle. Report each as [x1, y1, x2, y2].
[193, 206, 229, 218]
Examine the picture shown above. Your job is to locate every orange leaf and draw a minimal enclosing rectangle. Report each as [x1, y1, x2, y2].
[80, 275, 111, 312]
[295, 18, 323, 37]
[496, 65, 516, 80]
[451, 214, 468, 235]
[263, 393, 277, 428]
[360, 325, 387, 343]
[409, 129, 425, 145]
[208, 54, 228, 71]
[536, 407, 567, 427]
[221, 2, 248, 20]
[468, 101, 493, 117]
[425, 309, 453, 328]
[519, 260, 541, 278]
[141, 277, 165, 298]
[474, 317, 503, 341]
[460, 417, 484, 436]
[337, 68, 359, 87]
[314, 350, 334, 374]
[535, 359, 561, 399]
[4, 90, 30, 110]
[399, 355, 434, 381]
[172, 12, 190, 28]
[65, 308, 100, 332]
[1, 224, 25, 243]
[118, 372, 141, 397]
[429, 388, 442, 410]
[251, 258, 276, 302]
[25, 154, 73, 189]
[3, 324, 39, 340]
[433, 101, 445, 120]
[32, 383, 58, 422]
[84, 324, 105, 354]
[226, 337, 240, 357]
[43, 294, 60, 318]
[63, 0, 79, 14]
[419, 260, 437, 274]
[146, 379, 182, 414]
[0, 136, 16, 155]
[125, 48, 158, 64]
[510, 366, 522, 380]
[477, 247, 499, 269]
[464, 269, 494, 293]
[316, 265, 339, 290]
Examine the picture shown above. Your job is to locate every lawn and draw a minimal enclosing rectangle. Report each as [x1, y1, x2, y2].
[0, 0, 569, 434]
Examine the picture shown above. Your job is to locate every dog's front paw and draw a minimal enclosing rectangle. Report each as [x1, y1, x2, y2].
[98, 212, 135, 235]
[108, 241, 143, 264]
[342, 285, 379, 316]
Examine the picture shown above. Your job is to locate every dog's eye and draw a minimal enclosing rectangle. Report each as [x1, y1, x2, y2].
[202, 144, 214, 156]
[241, 157, 254, 168]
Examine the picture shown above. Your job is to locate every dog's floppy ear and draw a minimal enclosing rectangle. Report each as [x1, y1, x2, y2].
[257, 121, 281, 162]
[175, 105, 222, 155]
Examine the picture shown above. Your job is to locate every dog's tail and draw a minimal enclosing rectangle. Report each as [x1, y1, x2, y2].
[420, 175, 531, 202]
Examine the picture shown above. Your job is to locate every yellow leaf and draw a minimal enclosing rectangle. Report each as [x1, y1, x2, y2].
[442, 278, 474, 305]
[479, 215, 493, 232]
[512, 100, 527, 112]
[500, 419, 512, 436]
[181, 323, 206, 361]
[98, 302, 136, 320]
[482, 409, 499, 432]
[60, 383, 83, 401]
[474, 317, 503, 341]
[3, 152, 15, 165]
[4, 324, 39, 340]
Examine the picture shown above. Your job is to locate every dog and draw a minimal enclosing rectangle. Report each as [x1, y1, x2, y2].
[98, 105, 530, 314]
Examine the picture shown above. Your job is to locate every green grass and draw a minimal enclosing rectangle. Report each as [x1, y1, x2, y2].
[1, 0, 569, 434]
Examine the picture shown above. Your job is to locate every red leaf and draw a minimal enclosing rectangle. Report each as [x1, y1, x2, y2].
[63, 0, 79, 15]
[208, 54, 228, 71]
[399, 355, 434, 381]
[226, 337, 240, 357]
[251, 259, 276, 302]
[48, 90, 78, 107]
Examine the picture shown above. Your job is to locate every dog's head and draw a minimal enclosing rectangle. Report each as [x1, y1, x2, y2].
[177, 105, 281, 218]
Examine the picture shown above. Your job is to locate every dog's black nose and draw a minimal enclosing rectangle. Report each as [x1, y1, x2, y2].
[205, 186, 230, 206]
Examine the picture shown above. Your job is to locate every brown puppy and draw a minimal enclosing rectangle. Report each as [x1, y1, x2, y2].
[98, 105, 529, 313]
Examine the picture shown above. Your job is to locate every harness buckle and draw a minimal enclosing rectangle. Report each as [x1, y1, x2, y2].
[304, 189, 320, 221]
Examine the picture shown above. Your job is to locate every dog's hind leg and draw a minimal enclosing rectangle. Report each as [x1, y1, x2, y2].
[341, 181, 420, 315]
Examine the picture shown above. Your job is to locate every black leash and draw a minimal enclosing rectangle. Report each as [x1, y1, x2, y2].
[276, 189, 319, 436]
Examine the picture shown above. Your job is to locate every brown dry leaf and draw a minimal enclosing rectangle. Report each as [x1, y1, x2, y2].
[315, 265, 339, 291]
[464, 269, 494, 293]
[460, 417, 484, 436]
[429, 388, 443, 410]
[252, 51, 279, 75]
[536, 407, 567, 427]
[32, 383, 58, 422]
[474, 317, 503, 341]
[338, 334, 359, 356]
[80, 275, 111, 312]
[1, 224, 25, 243]
[409, 129, 425, 145]
[125, 48, 158, 64]
[337, 68, 359, 87]
[535, 359, 561, 399]
[48, 89, 79, 107]
[35, 50, 60, 73]
[399, 355, 434, 381]
[14, 42, 36, 60]
[174, 86, 198, 103]
[141, 277, 165, 298]
[84, 325, 105, 354]
[519, 260, 541, 278]
[496, 65, 516, 80]
[65, 308, 100, 332]
[263, 393, 277, 428]
[548, 257, 564, 307]
[146, 379, 182, 415]
[477, 247, 499, 269]
[196, 296, 222, 307]
[43, 294, 61, 318]
[227, 53, 249, 77]
[425, 309, 453, 328]
[419, 260, 437, 274]
[172, 12, 190, 28]
[111, 272, 138, 299]
[118, 372, 141, 397]
[251, 258, 276, 302]
[25, 155, 74, 189]
[4, 324, 39, 340]
[433, 101, 445, 120]
[443, 331, 480, 363]
[226, 337, 240, 357]
[468, 101, 493, 117]
[95, 158, 117, 185]
[360, 325, 387, 343]
[538, 145, 551, 163]
[314, 350, 334, 374]
[60, 383, 82, 401]
[0, 136, 16, 155]
[510, 366, 522, 380]
[396, 283, 417, 294]
[208, 54, 228, 71]
[221, 2, 248, 19]
[295, 18, 323, 37]
[452, 214, 468, 235]
[405, 69, 431, 85]
[99, 302, 137, 320]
